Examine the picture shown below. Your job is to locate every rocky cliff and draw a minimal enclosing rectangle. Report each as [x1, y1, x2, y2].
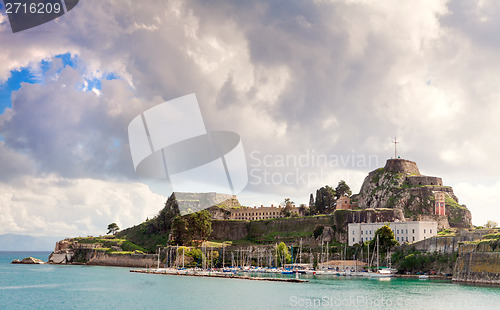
[354, 159, 471, 229]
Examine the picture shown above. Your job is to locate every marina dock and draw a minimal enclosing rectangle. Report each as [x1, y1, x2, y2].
[130, 268, 308, 283]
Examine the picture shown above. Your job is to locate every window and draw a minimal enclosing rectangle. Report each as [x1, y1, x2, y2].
[361, 231, 363, 235]
[406, 229, 408, 234]
[430, 229, 432, 234]
[353, 238, 355, 242]
[370, 230, 372, 234]
[361, 238, 363, 242]
[424, 229, 426, 233]
[412, 229, 415, 233]
[397, 237, 399, 241]
[406, 237, 408, 242]
[413, 237, 415, 241]
[397, 230, 399, 234]
[353, 231, 355, 235]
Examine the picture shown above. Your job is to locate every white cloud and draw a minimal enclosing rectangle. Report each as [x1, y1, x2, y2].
[0, 175, 166, 237]
[1, 0, 500, 235]
[453, 182, 500, 226]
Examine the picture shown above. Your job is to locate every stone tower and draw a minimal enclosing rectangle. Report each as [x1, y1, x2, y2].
[384, 158, 420, 175]
[434, 192, 446, 216]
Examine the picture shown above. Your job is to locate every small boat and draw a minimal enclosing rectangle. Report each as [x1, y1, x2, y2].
[370, 269, 393, 278]
[418, 275, 429, 279]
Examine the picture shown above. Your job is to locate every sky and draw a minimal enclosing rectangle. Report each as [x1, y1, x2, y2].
[0, 0, 499, 237]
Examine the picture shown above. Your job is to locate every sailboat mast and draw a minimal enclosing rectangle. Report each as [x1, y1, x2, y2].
[376, 235, 379, 271]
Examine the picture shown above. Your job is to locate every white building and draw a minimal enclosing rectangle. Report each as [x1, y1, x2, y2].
[348, 221, 438, 246]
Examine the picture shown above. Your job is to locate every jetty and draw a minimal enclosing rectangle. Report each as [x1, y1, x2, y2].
[130, 268, 308, 283]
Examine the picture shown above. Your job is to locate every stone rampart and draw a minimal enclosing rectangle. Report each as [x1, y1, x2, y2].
[453, 242, 500, 285]
[86, 251, 158, 268]
[384, 159, 420, 175]
[406, 176, 443, 186]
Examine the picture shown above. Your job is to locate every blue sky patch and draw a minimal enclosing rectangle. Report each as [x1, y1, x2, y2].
[0, 52, 118, 112]
[0, 67, 39, 113]
[83, 72, 119, 92]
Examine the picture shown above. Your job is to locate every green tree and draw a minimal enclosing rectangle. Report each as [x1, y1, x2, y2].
[299, 204, 309, 216]
[276, 242, 291, 266]
[369, 225, 397, 253]
[193, 210, 213, 241]
[281, 198, 294, 217]
[283, 198, 294, 207]
[485, 220, 498, 229]
[314, 186, 336, 214]
[335, 180, 352, 199]
[107, 223, 119, 235]
[171, 211, 213, 245]
[156, 194, 181, 233]
[309, 194, 315, 211]
[171, 216, 189, 245]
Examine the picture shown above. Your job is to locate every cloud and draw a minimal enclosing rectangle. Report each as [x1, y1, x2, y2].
[0, 175, 166, 237]
[1, 0, 500, 233]
[453, 182, 500, 227]
[0, 65, 157, 180]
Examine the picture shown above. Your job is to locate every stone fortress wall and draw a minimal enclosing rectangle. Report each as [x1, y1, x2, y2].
[406, 176, 443, 186]
[384, 158, 420, 175]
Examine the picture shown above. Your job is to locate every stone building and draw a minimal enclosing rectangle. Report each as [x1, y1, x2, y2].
[336, 196, 356, 210]
[348, 221, 438, 246]
[230, 205, 306, 220]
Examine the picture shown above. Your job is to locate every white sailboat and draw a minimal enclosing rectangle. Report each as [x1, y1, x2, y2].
[370, 235, 392, 278]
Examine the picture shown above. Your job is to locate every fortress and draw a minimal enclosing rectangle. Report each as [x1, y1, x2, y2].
[384, 158, 443, 186]
[355, 157, 472, 229]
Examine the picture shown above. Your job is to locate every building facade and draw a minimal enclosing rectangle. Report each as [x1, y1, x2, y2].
[230, 205, 305, 220]
[348, 221, 438, 246]
[336, 196, 356, 210]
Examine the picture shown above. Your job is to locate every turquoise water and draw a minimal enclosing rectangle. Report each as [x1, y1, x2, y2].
[1, 252, 499, 309]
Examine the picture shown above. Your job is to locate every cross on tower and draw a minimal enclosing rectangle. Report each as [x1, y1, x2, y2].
[393, 137, 399, 158]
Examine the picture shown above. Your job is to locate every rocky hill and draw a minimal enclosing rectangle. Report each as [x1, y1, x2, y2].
[116, 192, 240, 251]
[353, 159, 472, 228]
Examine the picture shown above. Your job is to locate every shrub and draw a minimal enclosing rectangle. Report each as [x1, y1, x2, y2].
[313, 225, 325, 239]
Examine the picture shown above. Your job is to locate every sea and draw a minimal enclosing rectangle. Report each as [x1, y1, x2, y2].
[1, 251, 499, 309]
